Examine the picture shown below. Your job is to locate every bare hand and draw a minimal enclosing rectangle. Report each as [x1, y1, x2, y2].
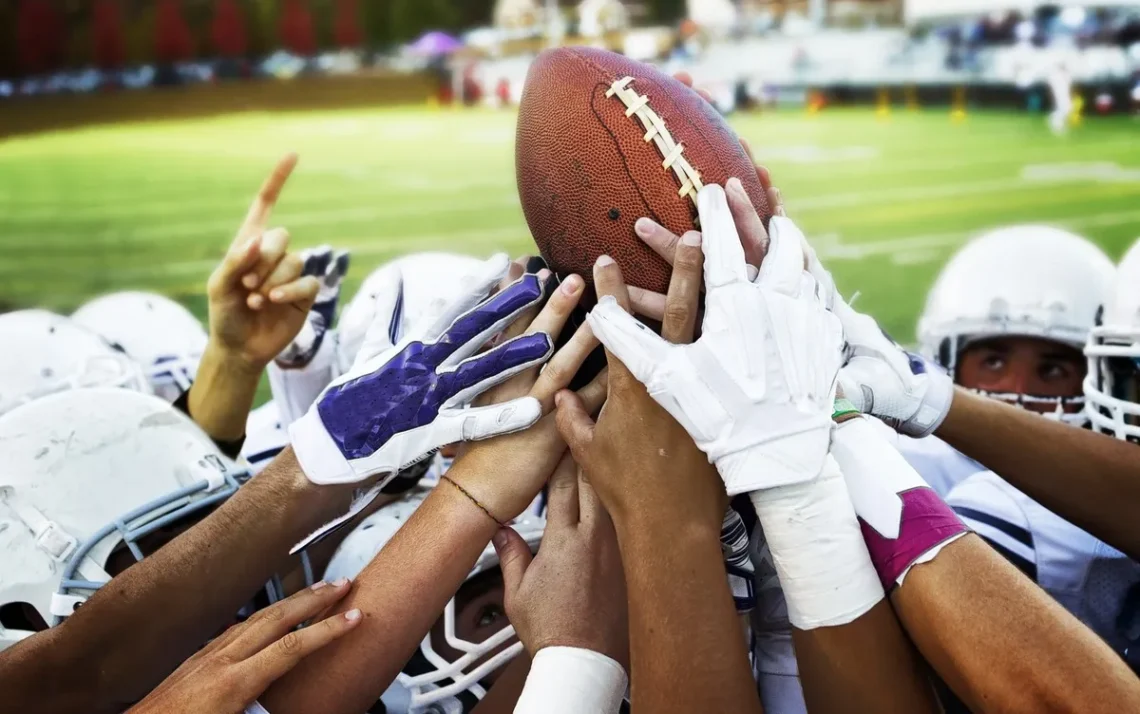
[447, 270, 608, 521]
[128, 579, 360, 714]
[555, 254, 726, 530]
[493, 452, 629, 668]
[205, 153, 321, 370]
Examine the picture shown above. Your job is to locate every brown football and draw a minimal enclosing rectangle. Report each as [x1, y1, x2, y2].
[516, 46, 770, 297]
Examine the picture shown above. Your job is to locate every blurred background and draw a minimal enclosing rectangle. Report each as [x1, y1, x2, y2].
[1, 0, 1138, 365]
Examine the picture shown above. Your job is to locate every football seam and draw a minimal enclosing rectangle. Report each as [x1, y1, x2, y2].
[569, 47, 720, 222]
[586, 81, 664, 231]
[568, 47, 694, 229]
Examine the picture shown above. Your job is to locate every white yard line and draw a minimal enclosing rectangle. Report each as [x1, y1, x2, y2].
[817, 207, 1140, 262]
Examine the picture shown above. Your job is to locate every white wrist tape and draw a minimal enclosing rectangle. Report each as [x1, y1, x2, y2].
[748, 453, 884, 630]
[245, 701, 271, 714]
[514, 646, 627, 714]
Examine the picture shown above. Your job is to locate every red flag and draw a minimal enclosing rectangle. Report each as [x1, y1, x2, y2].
[280, 0, 316, 56]
[16, 0, 63, 74]
[211, 0, 248, 57]
[92, 0, 126, 69]
[333, 0, 363, 48]
[155, 0, 195, 63]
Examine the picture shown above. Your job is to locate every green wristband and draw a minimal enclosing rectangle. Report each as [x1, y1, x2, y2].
[832, 397, 861, 422]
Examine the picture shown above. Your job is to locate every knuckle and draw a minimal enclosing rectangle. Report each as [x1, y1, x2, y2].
[276, 630, 304, 657]
[261, 605, 286, 624]
[663, 301, 693, 327]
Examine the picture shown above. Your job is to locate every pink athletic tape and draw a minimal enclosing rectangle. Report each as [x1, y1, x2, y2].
[859, 487, 966, 592]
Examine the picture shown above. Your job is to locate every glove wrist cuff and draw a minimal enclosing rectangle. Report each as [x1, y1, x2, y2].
[289, 408, 353, 485]
[901, 370, 954, 438]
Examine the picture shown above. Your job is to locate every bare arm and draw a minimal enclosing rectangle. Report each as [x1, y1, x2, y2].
[187, 342, 264, 442]
[0, 449, 357, 714]
[618, 507, 761, 712]
[892, 534, 1140, 712]
[791, 602, 936, 714]
[938, 388, 1140, 560]
[262, 481, 499, 714]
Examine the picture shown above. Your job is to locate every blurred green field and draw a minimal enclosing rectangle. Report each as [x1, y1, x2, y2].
[2, 104, 1138, 350]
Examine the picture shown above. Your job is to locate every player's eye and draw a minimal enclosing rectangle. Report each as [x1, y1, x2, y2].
[1039, 361, 1071, 381]
[476, 604, 505, 629]
[981, 354, 1006, 371]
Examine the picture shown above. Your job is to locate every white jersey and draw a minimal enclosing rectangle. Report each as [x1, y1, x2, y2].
[870, 418, 982, 497]
[266, 336, 338, 427]
[242, 401, 288, 475]
[947, 471, 1140, 661]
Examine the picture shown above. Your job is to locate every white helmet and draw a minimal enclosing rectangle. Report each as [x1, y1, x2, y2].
[325, 486, 545, 712]
[72, 291, 207, 402]
[917, 225, 1115, 424]
[0, 310, 150, 416]
[0, 388, 245, 651]
[336, 252, 484, 375]
[1085, 238, 1140, 440]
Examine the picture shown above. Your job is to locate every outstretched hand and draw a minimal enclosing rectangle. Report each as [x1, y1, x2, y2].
[127, 579, 360, 714]
[206, 153, 321, 370]
[493, 452, 629, 668]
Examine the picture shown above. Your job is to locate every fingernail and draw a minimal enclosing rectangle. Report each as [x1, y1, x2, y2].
[248, 294, 264, 309]
[634, 217, 655, 238]
[726, 177, 745, 196]
[537, 268, 552, 281]
[311, 580, 328, 591]
[596, 254, 614, 267]
[560, 274, 583, 295]
[334, 577, 349, 588]
[270, 289, 283, 301]
[554, 391, 564, 407]
[345, 609, 362, 622]
[491, 529, 509, 549]
[242, 273, 259, 289]
[682, 231, 702, 247]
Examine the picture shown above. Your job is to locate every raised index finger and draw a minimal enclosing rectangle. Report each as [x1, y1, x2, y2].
[234, 152, 298, 247]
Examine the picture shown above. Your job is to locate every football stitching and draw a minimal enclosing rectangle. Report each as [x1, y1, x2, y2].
[605, 76, 706, 214]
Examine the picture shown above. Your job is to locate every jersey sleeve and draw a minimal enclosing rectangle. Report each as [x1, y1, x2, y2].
[946, 471, 1037, 580]
[241, 401, 289, 475]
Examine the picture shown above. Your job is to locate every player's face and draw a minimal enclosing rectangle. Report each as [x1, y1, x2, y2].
[956, 336, 1085, 413]
[428, 570, 512, 686]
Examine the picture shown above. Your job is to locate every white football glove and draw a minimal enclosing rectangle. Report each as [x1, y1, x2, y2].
[802, 244, 953, 438]
[587, 186, 843, 494]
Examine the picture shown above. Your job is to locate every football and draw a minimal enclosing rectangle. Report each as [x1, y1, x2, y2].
[516, 46, 771, 297]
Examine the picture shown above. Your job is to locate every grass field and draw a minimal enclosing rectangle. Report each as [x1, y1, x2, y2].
[1, 104, 1138, 351]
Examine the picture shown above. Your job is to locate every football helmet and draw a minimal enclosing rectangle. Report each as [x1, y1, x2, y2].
[917, 225, 1115, 424]
[325, 486, 545, 712]
[72, 291, 207, 402]
[336, 252, 484, 375]
[0, 309, 149, 416]
[0, 388, 246, 651]
[1085, 238, 1140, 440]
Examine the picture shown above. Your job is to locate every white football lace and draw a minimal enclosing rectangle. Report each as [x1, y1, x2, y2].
[606, 76, 705, 211]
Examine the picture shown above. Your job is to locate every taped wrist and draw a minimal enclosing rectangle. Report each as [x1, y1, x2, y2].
[514, 646, 627, 714]
[832, 416, 968, 591]
[748, 454, 884, 630]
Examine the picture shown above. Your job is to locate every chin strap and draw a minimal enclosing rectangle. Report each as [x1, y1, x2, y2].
[2, 491, 77, 563]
